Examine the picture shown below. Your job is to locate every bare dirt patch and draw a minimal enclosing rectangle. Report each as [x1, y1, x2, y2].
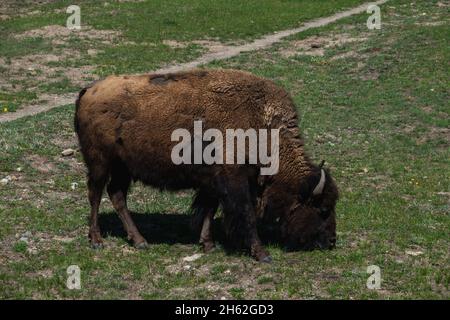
[192, 40, 231, 54]
[1, 24, 119, 95]
[279, 34, 367, 58]
[162, 40, 187, 49]
[330, 50, 360, 61]
[15, 25, 121, 45]
[1, 54, 95, 94]
[26, 155, 57, 173]
[416, 127, 450, 147]
[0, 239, 25, 266]
[1, 24, 118, 114]
[50, 133, 78, 150]
[163, 39, 230, 54]
[416, 21, 446, 27]
[165, 258, 275, 299]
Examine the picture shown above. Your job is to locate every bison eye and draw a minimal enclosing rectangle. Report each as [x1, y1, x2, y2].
[319, 207, 330, 219]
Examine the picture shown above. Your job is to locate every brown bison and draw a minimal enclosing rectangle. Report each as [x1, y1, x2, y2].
[74, 69, 338, 262]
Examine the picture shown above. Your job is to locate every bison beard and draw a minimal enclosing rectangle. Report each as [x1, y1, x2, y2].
[74, 69, 339, 262]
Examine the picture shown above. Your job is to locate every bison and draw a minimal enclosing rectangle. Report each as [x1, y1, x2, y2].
[74, 69, 338, 262]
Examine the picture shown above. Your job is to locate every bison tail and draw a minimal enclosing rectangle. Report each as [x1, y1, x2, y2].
[74, 87, 89, 134]
[75, 80, 100, 133]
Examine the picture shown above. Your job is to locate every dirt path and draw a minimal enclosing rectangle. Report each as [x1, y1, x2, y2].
[0, 0, 388, 123]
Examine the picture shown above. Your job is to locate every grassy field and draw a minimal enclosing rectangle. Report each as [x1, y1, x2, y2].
[0, 0, 449, 299]
[0, 0, 368, 112]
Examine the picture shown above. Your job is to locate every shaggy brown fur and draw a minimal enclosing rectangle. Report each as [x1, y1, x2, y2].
[75, 69, 338, 262]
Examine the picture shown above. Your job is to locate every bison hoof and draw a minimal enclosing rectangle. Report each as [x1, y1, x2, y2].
[260, 255, 273, 264]
[202, 241, 216, 253]
[91, 242, 104, 250]
[134, 241, 149, 250]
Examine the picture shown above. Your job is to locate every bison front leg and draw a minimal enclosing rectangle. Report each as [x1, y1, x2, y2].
[199, 210, 215, 252]
[216, 174, 271, 263]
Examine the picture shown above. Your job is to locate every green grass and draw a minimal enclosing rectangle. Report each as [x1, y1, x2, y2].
[0, 0, 449, 299]
[37, 77, 81, 94]
[0, 37, 53, 58]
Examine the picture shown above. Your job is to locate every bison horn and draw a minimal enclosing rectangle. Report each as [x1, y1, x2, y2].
[312, 169, 326, 196]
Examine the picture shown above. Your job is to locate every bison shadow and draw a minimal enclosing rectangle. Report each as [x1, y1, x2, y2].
[98, 211, 282, 248]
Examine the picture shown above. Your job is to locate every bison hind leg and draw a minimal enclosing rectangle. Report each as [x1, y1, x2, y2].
[107, 161, 148, 249]
[190, 190, 219, 253]
[87, 167, 109, 249]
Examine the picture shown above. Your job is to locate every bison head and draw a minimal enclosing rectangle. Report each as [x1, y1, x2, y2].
[282, 167, 338, 251]
[261, 165, 338, 251]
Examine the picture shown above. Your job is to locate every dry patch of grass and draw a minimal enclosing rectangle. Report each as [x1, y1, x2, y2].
[0, 24, 123, 111]
[14, 25, 121, 45]
[1, 54, 95, 93]
[163, 39, 235, 55]
[279, 34, 367, 58]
